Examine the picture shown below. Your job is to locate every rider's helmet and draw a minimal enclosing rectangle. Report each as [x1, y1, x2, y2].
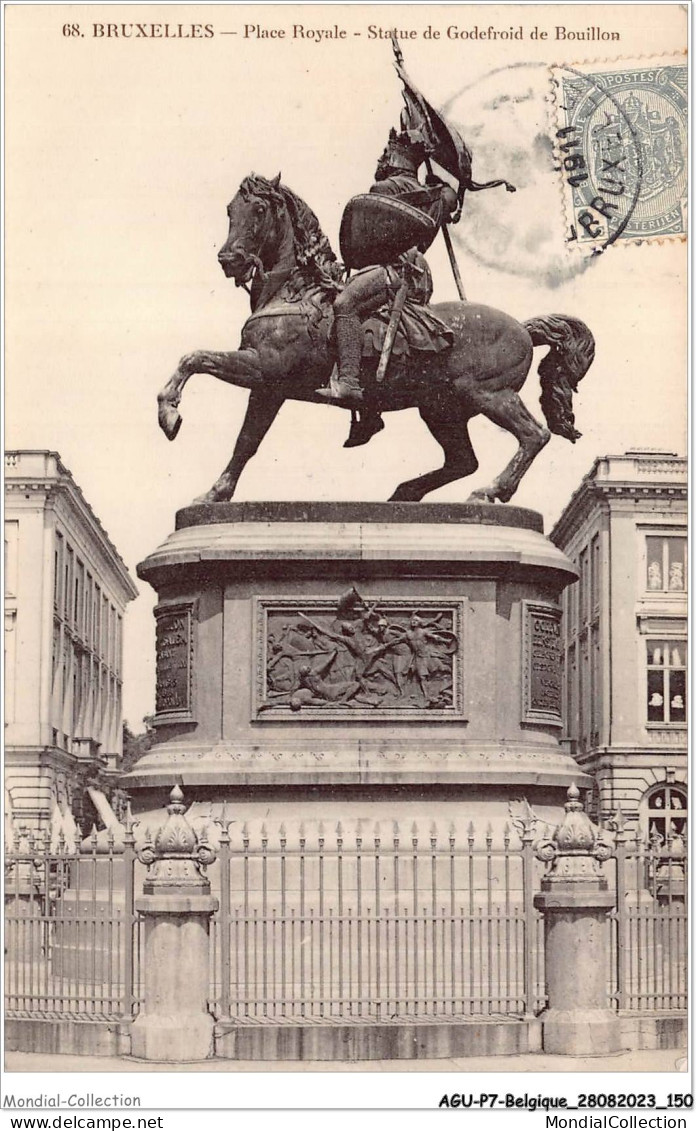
[375, 128, 427, 179]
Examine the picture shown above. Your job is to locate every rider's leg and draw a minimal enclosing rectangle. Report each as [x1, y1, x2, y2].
[333, 311, 363, 395]
[317, 268, 389, 403]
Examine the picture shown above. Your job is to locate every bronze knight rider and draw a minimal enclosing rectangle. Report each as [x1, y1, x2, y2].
[317, 127, 458, 441]
[316, 33, 516, 448]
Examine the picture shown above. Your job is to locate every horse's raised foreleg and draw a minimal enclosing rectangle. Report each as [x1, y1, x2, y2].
[194, 389, 285, 504]
[157, 349, 262, 440]
[467, 388, 550, 504]
[389, 398, 478, 503]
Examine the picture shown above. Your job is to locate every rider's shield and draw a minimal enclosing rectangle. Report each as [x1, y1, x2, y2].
[339, 194, 439, 269]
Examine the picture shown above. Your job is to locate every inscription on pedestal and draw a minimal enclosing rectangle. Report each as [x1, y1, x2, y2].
[254, 588, 464, 721]
[522, 602, 562, 726]
[155, 602, 194, 722]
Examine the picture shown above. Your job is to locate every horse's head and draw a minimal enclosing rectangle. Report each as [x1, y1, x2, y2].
[218, 173, 287, 285]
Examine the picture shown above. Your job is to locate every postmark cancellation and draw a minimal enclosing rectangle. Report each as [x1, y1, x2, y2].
[552, 57, 687, 252]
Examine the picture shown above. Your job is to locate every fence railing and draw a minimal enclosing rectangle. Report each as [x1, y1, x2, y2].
[211, 820, 544, 1023]
[4, 821, 687, 1025]
[4, 830, 137, 1021]
[612, 833, 688, 1013]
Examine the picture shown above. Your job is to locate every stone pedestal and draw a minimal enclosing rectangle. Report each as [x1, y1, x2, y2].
[130, 892, 218, 1062]
[534, 887, 620, 1055]
[129, 787, 218, 1062]
[128, 502, 588, 834]
[534, 786, 623, 1056]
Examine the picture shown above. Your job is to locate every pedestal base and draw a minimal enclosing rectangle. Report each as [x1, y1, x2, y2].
[540, 1008, 623, 1056]
[131, 502, 585, 829]
[130, 1012, 215, 1062]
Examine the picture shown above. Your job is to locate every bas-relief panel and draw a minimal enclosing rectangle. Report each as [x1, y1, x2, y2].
[253, 587, 465, 721]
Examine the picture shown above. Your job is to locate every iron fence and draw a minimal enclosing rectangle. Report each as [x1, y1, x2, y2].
[4, 828, 137, 1021]
[210, 820, 545, 1024]
[4, 820, 687, 1025]
[611, 832, 688, 1013]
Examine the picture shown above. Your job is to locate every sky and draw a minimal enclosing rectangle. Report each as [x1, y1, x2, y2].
[6, 4, 687, 729]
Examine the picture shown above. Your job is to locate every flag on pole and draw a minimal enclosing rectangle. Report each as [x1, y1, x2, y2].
[390, 34, 516, 220]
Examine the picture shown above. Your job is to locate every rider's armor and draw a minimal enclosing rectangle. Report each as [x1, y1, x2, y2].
[317, 129, 456, 430]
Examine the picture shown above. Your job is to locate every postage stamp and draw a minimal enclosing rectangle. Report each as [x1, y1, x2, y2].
[552, 57, 687, 252]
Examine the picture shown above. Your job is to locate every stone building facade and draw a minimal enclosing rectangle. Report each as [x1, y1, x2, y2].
[551, 451, 687, 843]
[5, 451, 138, 834]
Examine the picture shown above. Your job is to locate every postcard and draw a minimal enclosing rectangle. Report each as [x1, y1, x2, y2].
[4, 2, 689, 1119]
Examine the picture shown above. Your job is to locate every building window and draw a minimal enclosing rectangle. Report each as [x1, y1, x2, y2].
[5, 521, 19, 599]
[53, 532, 64, 610]
[102, 594, 109, 658]
[567, 570, 577, 637]
[52, 621, 61, 683]
[587, 778, 600, 824]
[5, 609, 17, 724]
[94, 585, 101, 652]
[579, 633, 591, 749]
[566, 642, 577, 742]
[72, 660, 81, 739]
[646, 535, 687, 593]
[116, 614, 123, 676]
[75, 560, 84, 636]
[590, 624, 601, 747]
[109, 604, 116, 670]
[645, 784, 687, 847]
[578, 548, 588, 627]
[64, 545, 74, 622]
[86, 573, 93, 646]
[591, 534, 601, 612]
[646, 639, 686, 724]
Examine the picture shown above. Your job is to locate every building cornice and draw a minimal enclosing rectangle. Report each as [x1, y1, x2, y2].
[5, 451, 138, 602]
[573, 746, 688, 764]
[551, 465, 687, 548]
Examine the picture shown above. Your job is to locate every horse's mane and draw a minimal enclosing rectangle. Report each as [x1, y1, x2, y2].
[239, 174, 341, 284]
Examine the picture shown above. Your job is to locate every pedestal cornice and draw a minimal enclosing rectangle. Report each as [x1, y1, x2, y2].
[138, 502, 577, 588]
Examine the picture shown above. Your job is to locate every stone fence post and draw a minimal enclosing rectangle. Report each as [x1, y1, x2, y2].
[130, 785, 218, 1062]
[533, 783, 623, 1056]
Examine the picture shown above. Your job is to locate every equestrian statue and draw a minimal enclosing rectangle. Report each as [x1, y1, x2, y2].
[157, 37, 595, 504]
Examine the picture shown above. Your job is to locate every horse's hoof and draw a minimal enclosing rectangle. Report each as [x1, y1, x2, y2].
[388, 488, 420, 503]
[158, 402, 182, 441]
[192, 479, 235, 505]
[466, 489, 497, 504]
[192, 488, 228, 505]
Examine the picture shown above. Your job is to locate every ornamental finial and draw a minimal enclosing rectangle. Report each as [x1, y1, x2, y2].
[566, 781, 581, 807]
[137, 783, 217, 893]
[168, 783, 185, 812]
[555, 783, 594, 854]
[535, 782, 613, 879]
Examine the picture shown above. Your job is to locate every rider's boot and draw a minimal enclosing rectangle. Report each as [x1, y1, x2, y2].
[316, 314, 364, 404]
[344, 409, 385, 448]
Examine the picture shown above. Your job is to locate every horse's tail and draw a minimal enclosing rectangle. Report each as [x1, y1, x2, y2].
[523, 314, 595, 443]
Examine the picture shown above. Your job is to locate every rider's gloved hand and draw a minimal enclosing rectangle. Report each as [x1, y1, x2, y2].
[440, 184, 458, 217]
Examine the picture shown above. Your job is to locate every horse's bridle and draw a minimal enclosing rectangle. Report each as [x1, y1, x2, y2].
[230, 185, 287, 290]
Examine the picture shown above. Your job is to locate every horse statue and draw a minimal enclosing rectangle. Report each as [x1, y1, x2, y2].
[157, 173, 595, 504]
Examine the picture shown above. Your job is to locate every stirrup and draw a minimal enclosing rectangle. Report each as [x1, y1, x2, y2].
[315, 381, 363, 404]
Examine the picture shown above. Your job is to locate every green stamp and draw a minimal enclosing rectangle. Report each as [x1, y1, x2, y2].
[556, 61, 687, 249]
